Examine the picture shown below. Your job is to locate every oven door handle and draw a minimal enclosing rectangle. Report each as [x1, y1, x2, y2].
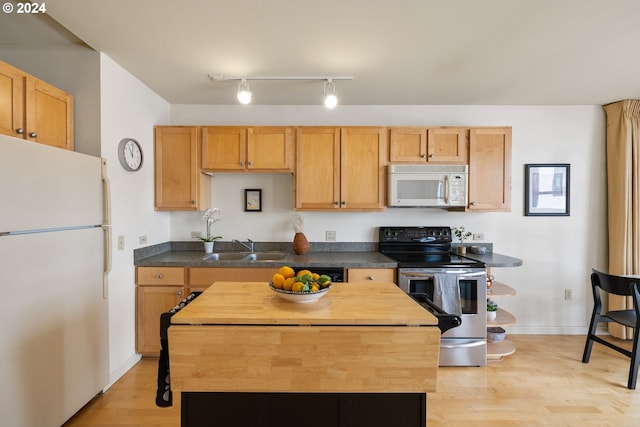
[441, 339, 486, 349]
[401, 270, 486, 278]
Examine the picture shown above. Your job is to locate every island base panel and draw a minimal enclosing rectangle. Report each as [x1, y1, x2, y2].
[181, 392, 426, 427]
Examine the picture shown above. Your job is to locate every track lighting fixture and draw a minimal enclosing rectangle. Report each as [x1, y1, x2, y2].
[236, 78, 252, 105]
[209, 74, 353, 107]
[323, 79, 338, 109]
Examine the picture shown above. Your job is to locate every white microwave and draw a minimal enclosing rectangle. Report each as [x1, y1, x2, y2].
[388, 164, 468, 207]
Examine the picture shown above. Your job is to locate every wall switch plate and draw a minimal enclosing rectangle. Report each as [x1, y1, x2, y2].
[139, 235, 147, 245]
[191, 231, 202, 238]
[564, 289, 572, 300]
[473, 233, 485, 241]
[325, 230, 337, 242]
[117, 235, 125, 251]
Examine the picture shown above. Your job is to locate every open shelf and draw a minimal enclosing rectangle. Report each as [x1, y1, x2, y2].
[487, 281, 516, 297]
[488, 308, 516, 327]
[487, 339, 516, 361]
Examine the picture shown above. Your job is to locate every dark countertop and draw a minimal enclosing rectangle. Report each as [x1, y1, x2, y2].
[134, 241, 522, 269]
[461, 252, 523, 268]
[135, 249, 397, 268]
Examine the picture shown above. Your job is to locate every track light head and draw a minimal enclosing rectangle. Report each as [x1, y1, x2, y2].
[323, 79, 338, 109]
[237, 79, 252, 104]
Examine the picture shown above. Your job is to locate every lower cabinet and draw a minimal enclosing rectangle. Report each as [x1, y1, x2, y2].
[346, 268, 396, 283]
[136, 266, 280, 356]
[136, 267, 187, 356]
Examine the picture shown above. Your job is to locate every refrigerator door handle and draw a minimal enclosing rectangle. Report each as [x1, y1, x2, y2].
[101, 159, 112, 299]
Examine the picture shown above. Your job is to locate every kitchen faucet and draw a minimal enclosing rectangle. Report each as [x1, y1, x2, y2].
[232, 238, 254, 252]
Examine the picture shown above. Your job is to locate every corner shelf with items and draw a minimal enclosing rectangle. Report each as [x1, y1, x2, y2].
[486, 272, 517, 361]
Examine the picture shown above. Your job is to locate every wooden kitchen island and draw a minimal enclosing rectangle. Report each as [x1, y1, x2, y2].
[168, 281, 440, 427]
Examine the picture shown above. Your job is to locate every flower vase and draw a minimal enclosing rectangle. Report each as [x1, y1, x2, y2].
[487, 310, 497, 321]
[293, 232, 310, 255]
[458, 245, 466, 254]
[204, 241, 214, 254]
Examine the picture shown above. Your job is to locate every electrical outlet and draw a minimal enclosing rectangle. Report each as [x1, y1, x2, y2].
[139, 235, 147, 245]
[191, 231, 202, 238]
[473, 233, 485, 241]
[564, 289, 572, 300]
[117, 235, 125, 251]
[325, 230, 337, 242]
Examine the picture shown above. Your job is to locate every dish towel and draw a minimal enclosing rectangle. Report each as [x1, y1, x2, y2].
[433, 273, 462, 316]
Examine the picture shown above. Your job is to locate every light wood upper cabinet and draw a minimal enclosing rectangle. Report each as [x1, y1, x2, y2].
[389, 127, 466, 164]
[468, 127, 512, 212]
[0, 60, 73, 150]
[154, 126, 211, 211]
[202, 126, 293, 172]
[295, 127, 387, 211]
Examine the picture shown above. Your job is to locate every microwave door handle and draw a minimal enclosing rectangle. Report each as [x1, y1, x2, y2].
[444, 175, 449, 204]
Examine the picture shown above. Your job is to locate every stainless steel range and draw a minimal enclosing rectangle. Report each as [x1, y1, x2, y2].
[379, 226, 487, 367]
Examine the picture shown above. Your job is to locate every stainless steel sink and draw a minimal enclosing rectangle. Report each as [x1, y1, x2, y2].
[242, 252, 287, 261]
[201, 251, 287, 261]
[201, 252, 248, 261]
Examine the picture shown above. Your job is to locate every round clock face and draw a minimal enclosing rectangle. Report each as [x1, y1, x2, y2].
[118, 138, 143, 171]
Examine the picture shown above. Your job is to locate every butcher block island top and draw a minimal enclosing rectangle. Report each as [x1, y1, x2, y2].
[169, 281, 441, 395]
[171, 281, 439, 326]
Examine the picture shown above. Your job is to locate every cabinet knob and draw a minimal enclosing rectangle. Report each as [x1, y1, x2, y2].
[341, 201, 346, 205]
[157, 274, 163, 279]
[470, 201, 476, 206]
[429, 154, 434, 158]
[29, 132, 37, 138]
[15, 128, 24, 135]
[334, 201, 339, 205]
[240, 161, 244, 167]
[367, 276, 374, 281]
[420, 153, 426, 158]
[247, 161, 253, 167]
[191, 200, 196, 204]
[177, 291, 182, 296]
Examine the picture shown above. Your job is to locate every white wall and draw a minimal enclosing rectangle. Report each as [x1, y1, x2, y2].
[100, 54, 171, 384]
[170, 104, 607, 334]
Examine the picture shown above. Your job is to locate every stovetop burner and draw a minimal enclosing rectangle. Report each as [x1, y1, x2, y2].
[379, 226, 485, 268]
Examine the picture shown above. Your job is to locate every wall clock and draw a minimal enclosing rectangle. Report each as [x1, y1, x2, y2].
[117, 138, 143, 171]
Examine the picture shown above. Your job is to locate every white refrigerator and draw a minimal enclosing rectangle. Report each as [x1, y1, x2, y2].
[0, 134, 110, 427]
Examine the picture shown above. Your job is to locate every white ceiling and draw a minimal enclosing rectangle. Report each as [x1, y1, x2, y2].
[9, 0, 640, 105]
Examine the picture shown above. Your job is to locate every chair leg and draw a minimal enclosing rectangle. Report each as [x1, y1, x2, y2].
[628, 326, 640, 390]
[582, 312, 600, 363]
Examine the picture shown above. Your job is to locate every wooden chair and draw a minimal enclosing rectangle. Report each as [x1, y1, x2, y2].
[582, 269, 640, 389]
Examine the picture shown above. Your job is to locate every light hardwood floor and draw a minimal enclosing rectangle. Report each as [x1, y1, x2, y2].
[64, 335, 640, 427]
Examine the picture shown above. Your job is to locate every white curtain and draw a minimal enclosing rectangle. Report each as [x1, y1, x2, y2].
[603, 100, 640, 339]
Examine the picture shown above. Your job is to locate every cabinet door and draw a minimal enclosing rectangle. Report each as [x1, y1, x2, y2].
[389, 127, 427, 162]
[24, 76, 74, 150]
[295, 127, 341, 210]
[202, 127, 247, 171]
[340, 127, 387, 210]
[427, 127, 466, 163]
[154, 126, 211, 211]
[468, 128, 512, 211]
[136, 285, 185, 355]
[247, 127, 293, 171]
[0, 61, 24, 139]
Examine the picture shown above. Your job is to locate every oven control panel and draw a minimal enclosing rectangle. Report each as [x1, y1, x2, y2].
[379, 226, 452, 242]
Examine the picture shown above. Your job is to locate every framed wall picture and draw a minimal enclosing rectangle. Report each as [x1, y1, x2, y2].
[244, 189, 262, 212]
[524, 164, 570, 216]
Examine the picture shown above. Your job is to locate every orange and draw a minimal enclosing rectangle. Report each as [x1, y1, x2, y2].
[278, 266, 295, 279]
[310, 284, 319, 292]
[311, 273, 320, 281]
[283, 277, 296, 291]
[292, 282, 304, 292]
[271, 273, 285, 289]
[296, 269, 312, 278]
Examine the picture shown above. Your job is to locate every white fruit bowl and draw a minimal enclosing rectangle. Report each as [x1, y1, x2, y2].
[268, 283, 331, 303]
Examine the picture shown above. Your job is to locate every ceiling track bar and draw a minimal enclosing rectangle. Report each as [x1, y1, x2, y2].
[208, 74, 354, 82]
